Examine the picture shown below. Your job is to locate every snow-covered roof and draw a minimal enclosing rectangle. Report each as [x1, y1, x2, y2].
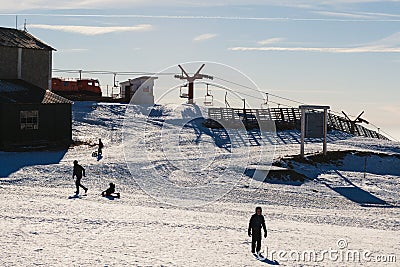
[0, 79, 72, 104]
[119, 76, 158, 86]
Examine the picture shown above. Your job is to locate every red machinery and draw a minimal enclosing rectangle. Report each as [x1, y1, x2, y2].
[52, 78, 102, 96]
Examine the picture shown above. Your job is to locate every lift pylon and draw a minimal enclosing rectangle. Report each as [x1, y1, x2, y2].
[174, 64, 213, 104]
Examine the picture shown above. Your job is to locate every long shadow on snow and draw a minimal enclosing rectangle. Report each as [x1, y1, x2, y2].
[325, 170, 392, 207]
[183, 117, 232, 152]
[0, 150, 67, 178]
[177, 118, 275, 151]
[73, 101, 127, 129]
[274, 130, 354, 145]
[144, 104, 354, 148]
[128, 104, 170, 118]
[179, 125, 354, 148]
[280, 152, 400, 207]
[299, 151, 400, 177]
[155, 119, 354, 151]
[255, 256, 280, 265]
[244, 168, 305, 186]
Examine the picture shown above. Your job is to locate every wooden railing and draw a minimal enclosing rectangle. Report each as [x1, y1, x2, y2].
[207, 108, 388, 140]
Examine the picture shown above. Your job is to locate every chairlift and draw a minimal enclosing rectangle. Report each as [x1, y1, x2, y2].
[261, 93, 269, 109]
[224, 91, 230, 108]
[180, 83, 189, 98]
[204, 84, 213, 106]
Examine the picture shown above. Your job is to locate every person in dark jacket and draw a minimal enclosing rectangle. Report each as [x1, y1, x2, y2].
[72, 160, 88, 195]
[98, 138, 104, 156]
[248, 206, 267, 255]
[101, 182, 120, 198]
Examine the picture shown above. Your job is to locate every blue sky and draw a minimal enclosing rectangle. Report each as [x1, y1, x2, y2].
[1, 0, 399, 140]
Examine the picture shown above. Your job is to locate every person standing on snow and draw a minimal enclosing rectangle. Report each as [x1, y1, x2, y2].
[98, 138, 104, 156]
[72, 160, 88, 195]
[248, 206, 267, 256]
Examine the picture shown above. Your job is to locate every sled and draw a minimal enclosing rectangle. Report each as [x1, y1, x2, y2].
[102, 193, 120, 199]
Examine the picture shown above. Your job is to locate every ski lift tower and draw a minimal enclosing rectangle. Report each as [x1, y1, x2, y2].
[174, 64, 213, 104]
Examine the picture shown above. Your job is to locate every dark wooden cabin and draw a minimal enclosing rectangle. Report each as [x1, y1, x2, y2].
[0, 27, 72, 150]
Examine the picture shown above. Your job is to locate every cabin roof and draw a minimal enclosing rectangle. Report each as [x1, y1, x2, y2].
[0, 79, 72, 104]
[0, 27, 55, 51]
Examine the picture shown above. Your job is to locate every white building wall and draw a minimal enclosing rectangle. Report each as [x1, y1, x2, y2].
[120, 77, 156, 105]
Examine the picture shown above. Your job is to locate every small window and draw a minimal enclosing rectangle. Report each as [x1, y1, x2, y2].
[20, 110, 39, 130]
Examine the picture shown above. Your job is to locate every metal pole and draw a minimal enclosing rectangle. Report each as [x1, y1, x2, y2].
[188, 82, 194, 104]
[323, 109, 328, 156]
[79, 70, 82, 80]
[242, 99, 247, 125]
[300, 108, 305, 157]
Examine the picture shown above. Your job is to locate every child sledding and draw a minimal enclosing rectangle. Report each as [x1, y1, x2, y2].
[101, 182, 120, 198]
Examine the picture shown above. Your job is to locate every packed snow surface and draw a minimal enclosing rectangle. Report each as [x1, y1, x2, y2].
[0, 102, 399, 266]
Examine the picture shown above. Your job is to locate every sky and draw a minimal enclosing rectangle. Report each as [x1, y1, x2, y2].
[0, 0, 399, 140]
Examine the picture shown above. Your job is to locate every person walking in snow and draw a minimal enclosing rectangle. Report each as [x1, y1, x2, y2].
[248, 206, 267, 256]
[72, 160, 88, 195]
[98, 138, 104, 156]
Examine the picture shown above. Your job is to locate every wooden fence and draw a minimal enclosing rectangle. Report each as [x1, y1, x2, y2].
[207, 107, 388, 140]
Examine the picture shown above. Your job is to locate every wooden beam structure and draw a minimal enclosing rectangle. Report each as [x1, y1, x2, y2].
[299, 105, 330, 157]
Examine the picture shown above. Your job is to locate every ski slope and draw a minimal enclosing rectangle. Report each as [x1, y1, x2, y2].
[0, 101, 399, 266]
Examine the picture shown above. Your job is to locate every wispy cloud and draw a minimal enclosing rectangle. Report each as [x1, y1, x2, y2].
[270, 89, 343, 94]
[313, 11, 374, 19]
[229, 46, 400, 53]
[366, 32, 400, 47]
[193, 33, 218, 42]
[358, 11, 400, 18]
[230, 32, 400, 53]
[58, 48, 89, 53]
[0, 10, 398, 25]
[1, 0, 399, 11]
[2, 13, 399, 22]
[314, 10, 400, 20]
[28, 24, 153, 35]
[257, 38, 285, 45]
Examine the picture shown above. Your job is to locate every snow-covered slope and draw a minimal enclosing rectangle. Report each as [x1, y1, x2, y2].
[0, 102, 399, 266]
